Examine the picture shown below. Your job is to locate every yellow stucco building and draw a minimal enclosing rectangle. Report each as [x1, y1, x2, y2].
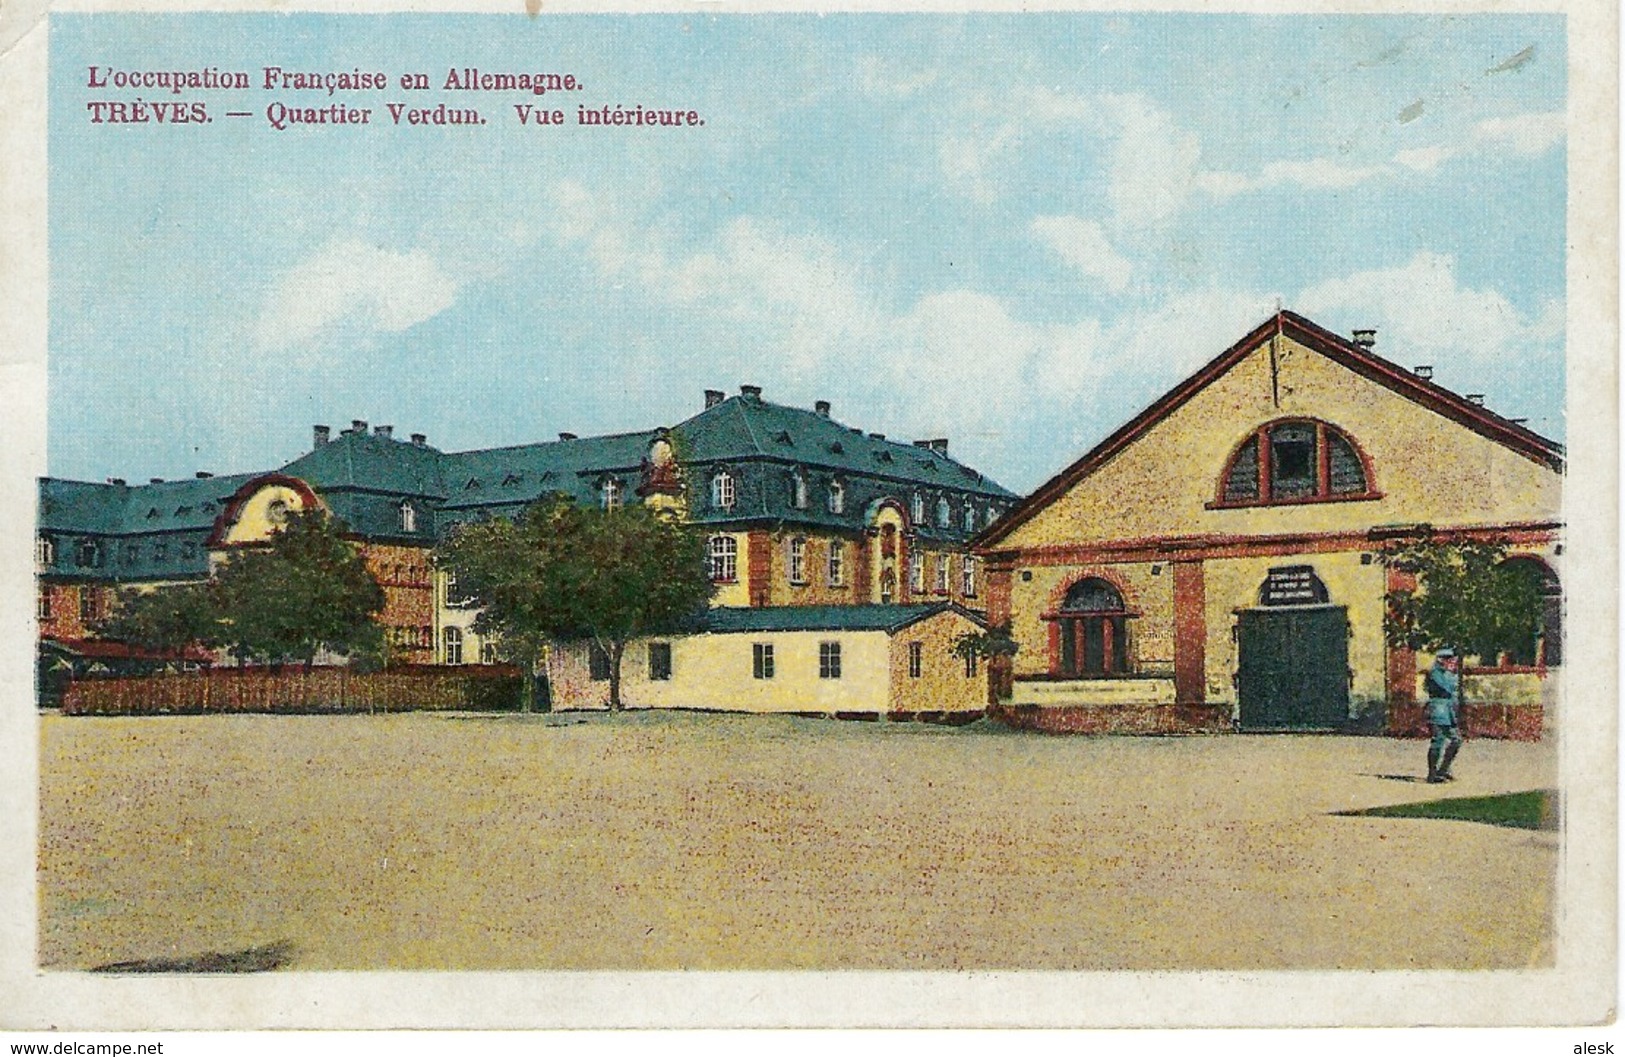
[976, 311, 1563, 735]
[547, 603, 988, 719]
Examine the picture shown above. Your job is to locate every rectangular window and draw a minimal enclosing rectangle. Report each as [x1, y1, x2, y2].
[753, 642, 775, 679]
[910, 556, 926, 594]
[789, 538, 807, 585]
[962, 556, 978, 597]
[588, 643, 611, 681]
[964, 651, 979, 678]
[908, 641, 922, 679]
[38, 587, 52, 621]
[819, 641, 842, 679]
[827, 542, 844, 587]
[649, 642, 672, 681]
[78, 588, 98, 623]
[936, 555, 951, 594]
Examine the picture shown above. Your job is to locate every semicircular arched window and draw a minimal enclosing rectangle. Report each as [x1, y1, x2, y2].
[1052, 577, 1131, 676]
[1217, 419, 1375, 507]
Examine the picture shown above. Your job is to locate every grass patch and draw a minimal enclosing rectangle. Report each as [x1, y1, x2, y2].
[91, 940, 293, 974]
[1338, 789, 1558, 831]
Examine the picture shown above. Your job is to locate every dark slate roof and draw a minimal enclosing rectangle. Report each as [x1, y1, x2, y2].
[437, 431, 662, 511]
[703, 602, 984, 634]
[37, 474, 255, 581]
[40, 394, 1018, 567]
[672, 393, 1016, 498]
[279, 430, 448, 496]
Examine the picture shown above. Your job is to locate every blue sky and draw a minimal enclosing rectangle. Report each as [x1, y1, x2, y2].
[49, 12, 1566, 493]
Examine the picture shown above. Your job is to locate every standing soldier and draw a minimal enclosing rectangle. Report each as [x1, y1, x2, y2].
[1424, 648, 1464, 783]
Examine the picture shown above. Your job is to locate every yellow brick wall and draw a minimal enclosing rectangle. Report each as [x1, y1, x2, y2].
[1007, 562, 1174, 679]
[887, 609, 987, 714]
[997, 334, 1561, 553]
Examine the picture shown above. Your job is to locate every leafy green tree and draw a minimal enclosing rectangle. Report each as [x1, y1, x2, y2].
[97, 581, 224, 658]
[437, 495, 715, 712]
[211, 509, 386, 670]
[1379, 537, 1546, 666]
[950, 622, 1019, 665]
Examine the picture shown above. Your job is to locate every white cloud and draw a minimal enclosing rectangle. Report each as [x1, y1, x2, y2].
[1200, 109, 1565, 195]
[1094, 93, 1201, 229]
[1198, 156, 1391, 198]
[858, 57, 937, 98]
[254, 238, 459, 350]
[1296, 251, 1562, 358]
[936, 89, 1198, 229]
[1471, 110, 1566, 155]
[1030, 215, 1133, 292]
[1393, 145, 1454, 172]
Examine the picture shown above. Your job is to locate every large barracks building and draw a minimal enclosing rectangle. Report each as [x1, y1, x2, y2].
[975, 311, 1563, 735]
[38, 311, 1563, 730]
[38, 386, 1014, 716]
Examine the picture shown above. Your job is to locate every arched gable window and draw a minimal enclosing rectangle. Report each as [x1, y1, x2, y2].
[1052, 577, 1131, 676]
[711, 470, 736, 510]
[936, 496, 951, 528]
[1217, 419, 1375, 506]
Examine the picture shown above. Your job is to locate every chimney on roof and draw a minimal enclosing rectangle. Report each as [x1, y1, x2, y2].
[704, 389, 725, 409]
[410, 432, 427, 447]
[374, 424, 393, 439]
[107, 477, 126, 487]
[149, 477, 164, 484]
[195, 471, 213, 479]
[313, 424, 331, 447]
[1352, 328, 1376, 350]
[869, 432, 885, 441]
[350, 419, 368, 435]
[928, 438, 948, 454]
[740, 385, 762, 399]
[559, 432, 578, 441]
[814, 400, 831, 417]
[1414, 365, 1434, 380]
[1466, 393, 1486, 407]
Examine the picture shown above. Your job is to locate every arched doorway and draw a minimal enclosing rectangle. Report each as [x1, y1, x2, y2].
[1498, 556, 1562, 667]
[1236, 565, 1349, 731]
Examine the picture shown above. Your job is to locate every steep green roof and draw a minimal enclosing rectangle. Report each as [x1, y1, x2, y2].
[703, 602, 984, 634]
[672, 392, 1015, 498]
[437, 430, 661, 512]
[37, 473, 256, 581]
[279, 430, 448, 496]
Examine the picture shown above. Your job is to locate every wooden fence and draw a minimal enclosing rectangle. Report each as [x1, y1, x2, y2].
[60, 665, 522, 716]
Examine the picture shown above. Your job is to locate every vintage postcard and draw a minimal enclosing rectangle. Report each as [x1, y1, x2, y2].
[0, 0, 1616, 1032]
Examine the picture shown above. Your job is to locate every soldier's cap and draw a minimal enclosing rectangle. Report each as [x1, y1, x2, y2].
[1435, 647, 1457, 658]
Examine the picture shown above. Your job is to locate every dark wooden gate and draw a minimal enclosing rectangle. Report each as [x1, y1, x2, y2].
[1237, 606, 1350, 731]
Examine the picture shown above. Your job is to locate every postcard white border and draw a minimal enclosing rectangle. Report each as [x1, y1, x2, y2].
[0, 0, 1615, 1031]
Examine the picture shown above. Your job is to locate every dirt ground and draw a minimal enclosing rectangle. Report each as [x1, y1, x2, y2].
[37, 711, 1558, 971]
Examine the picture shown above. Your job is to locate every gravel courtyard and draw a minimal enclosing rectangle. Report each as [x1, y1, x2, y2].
[38, 711, 1558, 971]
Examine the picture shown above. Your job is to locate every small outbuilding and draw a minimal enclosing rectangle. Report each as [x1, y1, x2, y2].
[548, 602, 989, 720]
